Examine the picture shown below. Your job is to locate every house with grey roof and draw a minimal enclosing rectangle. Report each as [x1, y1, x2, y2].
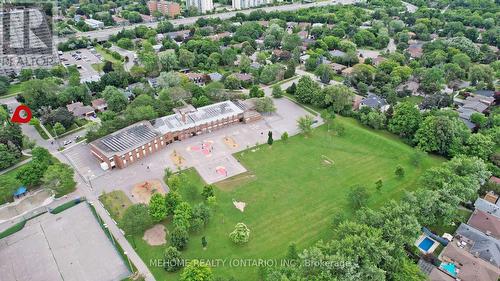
[360, 94, 390, 112]
[329, 50, 346, 58]
[455, 223, 500, 267]
[475, 198, 500, 218]
[208, 72, 223, 82]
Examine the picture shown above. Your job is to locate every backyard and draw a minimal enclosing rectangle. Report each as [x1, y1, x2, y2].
[114, 117, 444, 280]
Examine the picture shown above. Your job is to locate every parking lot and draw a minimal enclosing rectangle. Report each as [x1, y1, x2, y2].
[62, 142, 107, 181]
[60, 48, 102, 83]
[0, 203, 130, 281]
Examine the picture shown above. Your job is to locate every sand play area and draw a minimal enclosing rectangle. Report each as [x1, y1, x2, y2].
[131, 180, 166, 204]
[143, 224, 167, 246]
[170, 150, 186, 166]
[223, 136, 239, 149]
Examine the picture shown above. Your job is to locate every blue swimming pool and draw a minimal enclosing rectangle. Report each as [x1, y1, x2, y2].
[418, 237, 435, 252]
[440, 262, 458, 277]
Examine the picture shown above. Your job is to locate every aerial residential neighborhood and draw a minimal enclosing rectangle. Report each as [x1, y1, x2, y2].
[0, 0, 499, 280]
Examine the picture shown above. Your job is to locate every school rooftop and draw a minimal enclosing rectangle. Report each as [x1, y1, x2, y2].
[90, 101, 245, 157]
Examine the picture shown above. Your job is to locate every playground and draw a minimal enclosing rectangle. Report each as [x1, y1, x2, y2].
[131, 180, 166, 204]
[0, 189, 53, 222]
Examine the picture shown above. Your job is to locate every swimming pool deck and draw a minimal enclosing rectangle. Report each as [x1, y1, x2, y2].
[415, 234, 440, 254]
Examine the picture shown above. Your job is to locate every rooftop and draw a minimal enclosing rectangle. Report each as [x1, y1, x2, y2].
[455, 223, 500, 267]
[361, 93, 388, 109]
[475, 198, 500, 218]
[439, 241, 500, 281]
[467, 209, 500, 239]
[152, 101, 244, 135]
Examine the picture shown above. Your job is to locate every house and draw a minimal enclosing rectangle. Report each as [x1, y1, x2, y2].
[298, 22, 311, 30]
[299, 54, 310, 64]
[147, 77, 159, 88]
[467, 209, 500, 239]
[185, 73, 208, 86]
[474, 198, 500, 219]
[166, 30, 191, 41]
[352, 94, 363, 110]
[153, 44, 163, 53]
[455, 223, 500, 267]
[297, 31, 308, 40]
[272, 49, 291, 61]
[408, 42, 423, 58]
[490, 177, 500, 186]
[329, 50, 346, 58]
[66, 102, 95, 117]
[341, 67, 354, 76]
[140, 14, 154, 23]
[396, 81, 420, 96]
[475, 90, 496, 98]
[233, 73, 253, 83]
[91, 99, 108, 112]
[208, 32, 231, 41]
[360, 94, 390, 112]
[329, 63, 347, 74]
[250, 62, 262, 70]
[372, 55, 386, 66]
[302, 38, 316, 48]
[208, 72, 223, 82]
[84, 19, 104, 29]
[433, 241, 500, 281]
[112, 15, 129, 26]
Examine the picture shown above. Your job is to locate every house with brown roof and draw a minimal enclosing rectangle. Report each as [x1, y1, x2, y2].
[329, 63, 347, 74]
[234, 73, 254, 82]
[66, 102, 95, 117]
[408, 42, 424, 58]
[435, 242, 500, 281]
[91, 98, 108, 112]
[467, 209, 500, 239]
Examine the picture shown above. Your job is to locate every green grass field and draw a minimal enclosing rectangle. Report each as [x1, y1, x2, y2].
[127, 117, 443, 280]
[0, 167, 23, 205]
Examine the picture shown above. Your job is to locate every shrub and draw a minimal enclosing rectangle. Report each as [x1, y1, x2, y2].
[229, 223, 250, 244]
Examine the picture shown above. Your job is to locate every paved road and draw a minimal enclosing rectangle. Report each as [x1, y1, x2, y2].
[57, 0, 360, 43]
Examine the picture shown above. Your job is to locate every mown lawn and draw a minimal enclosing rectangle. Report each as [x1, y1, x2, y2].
[0, 167, 23, 205]
[128, 117, 444, 280]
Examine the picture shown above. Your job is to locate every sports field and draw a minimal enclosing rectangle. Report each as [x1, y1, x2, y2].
[130, 117, 444, 280]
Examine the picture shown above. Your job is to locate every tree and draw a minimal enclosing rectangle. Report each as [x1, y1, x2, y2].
[286, 83, 296, 95]
[159, 52, 179, 71]
[117, 38, 134, 50]
[297, 115, 314, 135]
[469, 64, 494, 88]
[414, 114, 470, 156]
[348, 185, 369, 208]
[120, 204, 154, 236]
[149, 193, 167, 222]
[360, 110, 386, 130]
[249, 85, 264, 98]
[53, 122, 65, 136]
[395, 165, 405, 178]
[470, 112, 488, 128]
[201, 185, 215, 200]
[224, 75, 241, 90]
[281, 132, 289, 142]
[267, 131, 273, 146]
[201, 236, 207, 249]
[323, 85, 354, 114]
[286, 243, 299, 260]
[388, 102, 422, 141]
[295, 76, 320, 104]
[0, 144, 18, 170]
[419, 67, 445, 94]
[173, 202, 192, 230]
[179, 49, 195, 68]
[170, 226, 189, 251]
[158, 71, 182, 88]
[102, 86, 128, 112]
[271, 85, 283, 98]
[465, 133, 494, 161]
[229, 222, 250, 244]
[281, 33, 301, 51]
[180, 260, 213, 281]
[42, 163, 76, 197]
[164, 246, 183, 272]
[254, 97, 276, 113]
[165, 191, 182, 216]
[315, 64, 334, 84]
[102, 61, 114, 73]
[375, 179, 383, 191]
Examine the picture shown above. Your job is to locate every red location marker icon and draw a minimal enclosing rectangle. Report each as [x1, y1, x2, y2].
[11, 105, 32, 124]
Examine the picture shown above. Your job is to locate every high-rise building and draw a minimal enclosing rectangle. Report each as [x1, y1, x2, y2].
[186, 0, 213, 14]
[232, 0, 271, 10]
[147, 0, 181, 18]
